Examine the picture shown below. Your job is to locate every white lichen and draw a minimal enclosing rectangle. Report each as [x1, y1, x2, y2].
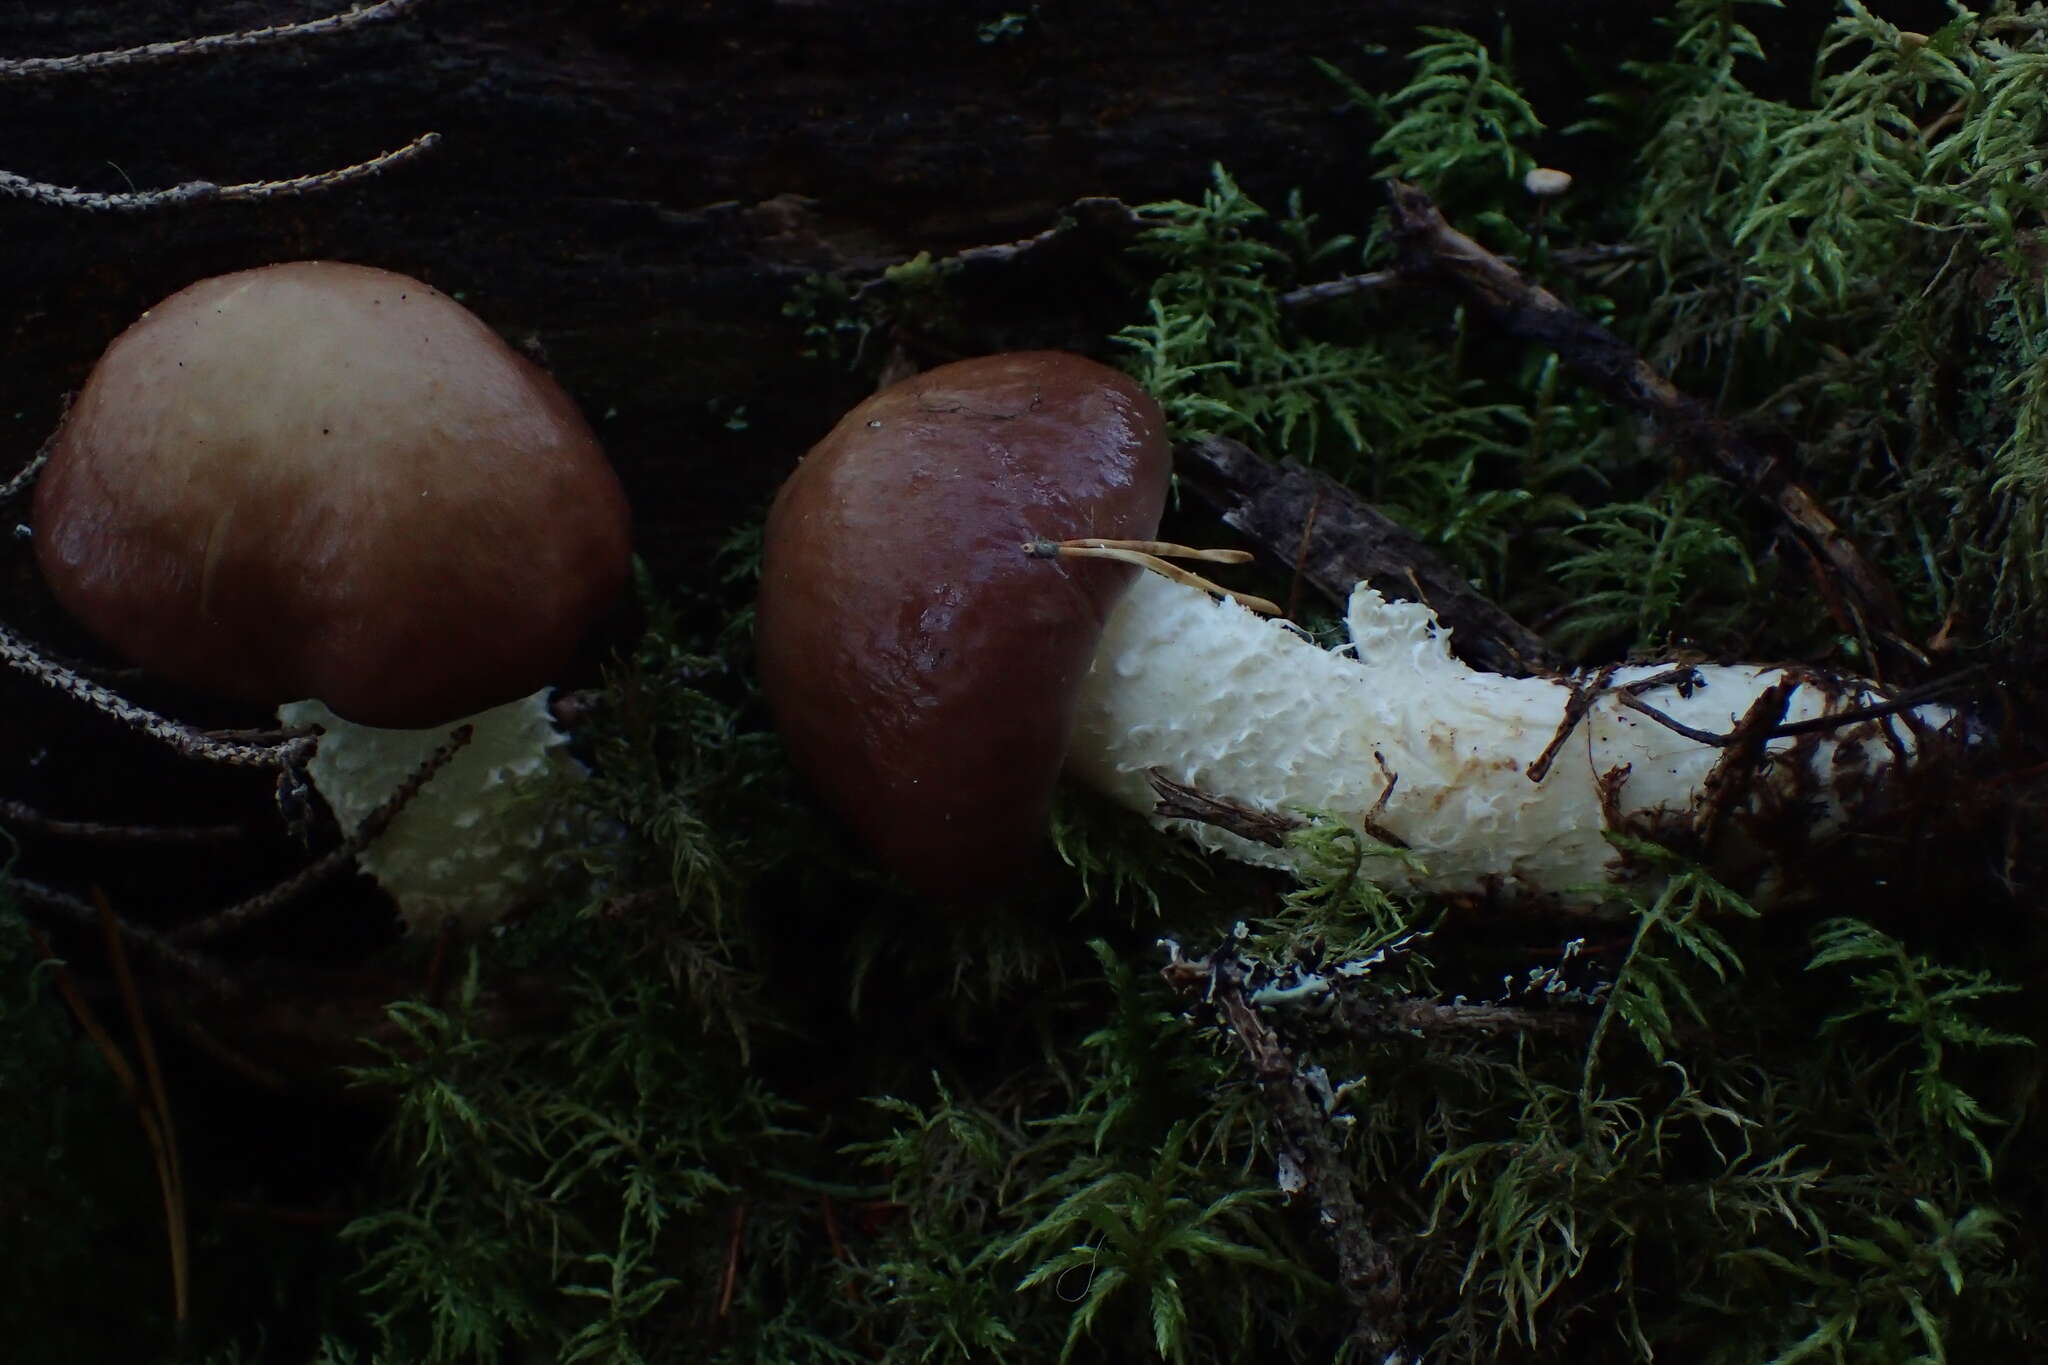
[1068, 574, 1952, 905]
[278, 690, 581, 932]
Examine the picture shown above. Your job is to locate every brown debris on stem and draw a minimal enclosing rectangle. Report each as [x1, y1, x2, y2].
[1147, 768, 1305, 848]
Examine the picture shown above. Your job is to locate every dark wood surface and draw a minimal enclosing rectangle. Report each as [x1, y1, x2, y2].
[1, 1, 1663, 564]
[0, 0, 1654, 923]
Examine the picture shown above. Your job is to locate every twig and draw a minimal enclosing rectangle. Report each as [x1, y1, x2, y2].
[10, 877, 238, 995]
[1345, 994, 1589, 1041]
[0, 0, 429, 80]
[1692, 680, 1797, 848]
[0, 132, 441, 213]
[853, 196, 1146, 303]
[1572, 664, 1975, 755]
[1175, 434, 1560, 677]
[1525, 666, 1619, 783]
[1160, 934, 1407, 1357]
[0, 622, 314, 769]
[94, 889, 189, 1328]
[1147, 769, 1304, 847]
[0, 801, 243, 844]
[1611, 691, 1729, 748]
[942, 196, 1146, 269]
[1276, 269, 1405, 309]
[1384, 180, 1913, 672]
[1277, 244, 1650, 310]
[172, 724, 475, 943]
[28, 905, 189, 1327]
[1026, 536, 1283, 615]
[717, 1203, 748, 1320]
[1753, 675, 1976, 741]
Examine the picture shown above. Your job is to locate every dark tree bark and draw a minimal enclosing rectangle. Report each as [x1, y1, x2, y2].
[0, 1, 1659, 567]
[0, 0, 1662, 925]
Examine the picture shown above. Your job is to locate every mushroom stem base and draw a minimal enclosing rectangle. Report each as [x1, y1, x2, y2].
[1067, 575, 1959, 906]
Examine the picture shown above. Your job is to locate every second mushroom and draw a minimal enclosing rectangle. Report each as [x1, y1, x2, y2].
[31, 261, 634, 931]
[757, 351, 1962, 908]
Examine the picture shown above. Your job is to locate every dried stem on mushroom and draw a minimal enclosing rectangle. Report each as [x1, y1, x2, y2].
[1024, 536, 1284, 615]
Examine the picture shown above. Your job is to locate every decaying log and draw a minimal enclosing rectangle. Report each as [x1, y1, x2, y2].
[1176, 433, 1563, 678]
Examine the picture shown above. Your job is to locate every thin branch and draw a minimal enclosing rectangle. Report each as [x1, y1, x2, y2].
[0, 801, 242, 844]
[1612, 690, 1729, 748]
[0, 0, 429, 80]
[1692, 680, 1798, 848]
[1384, 180, 1914, 673]
[1594, 664, 1975, 753]
[1525, 666, 1619, 784]
[172, 724, 474, 944]
[94, 889, 189, 1328]
[1278, 245, 1649, 310]
[1148, 769, 1304, 847]
[1026, 537, 1283, 615]
[1277, 269, 1405, 310]
[853, 195, 1146, 303]
[10, 878, 237, 995]
[0, 622, 313, 769]
[1348, 994, 1589, 1041]
[1160, 934, 1408, 1358]
[0, 132, 440, 213]
[28, 917, 188, 1324]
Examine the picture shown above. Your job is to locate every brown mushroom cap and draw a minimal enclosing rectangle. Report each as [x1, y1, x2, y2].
[756, 351, 1170, 897]
[33, 261, 632, 729]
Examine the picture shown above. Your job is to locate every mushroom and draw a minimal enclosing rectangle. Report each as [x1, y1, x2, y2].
[1067, 575, 1957, 903]
[759, 352, 1959, 907]
[33, 260, 633, 928]
[757, 351, 1170, 897]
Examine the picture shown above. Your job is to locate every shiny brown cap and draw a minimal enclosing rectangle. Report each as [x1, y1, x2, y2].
[33, 261, 633, 729]
[756, 351, 1170, 897]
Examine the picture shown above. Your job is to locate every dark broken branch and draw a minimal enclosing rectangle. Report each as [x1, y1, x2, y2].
[0, 622, 314, 769]
[1384, 180, 1913, 674]
[1160, 934, 1407, 1357]
[1277, 242, 1649, 310]
[1175, 433, 1562, 677]
[1147, 768, 1304, 847]
[9, 877, 238, 995]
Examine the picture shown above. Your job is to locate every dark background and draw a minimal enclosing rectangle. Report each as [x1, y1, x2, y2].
[1, 0, 1665, 583]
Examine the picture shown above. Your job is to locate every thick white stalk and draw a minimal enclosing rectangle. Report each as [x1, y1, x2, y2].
[1068, 574, 1953, 904]
[278, 690, 582, 932]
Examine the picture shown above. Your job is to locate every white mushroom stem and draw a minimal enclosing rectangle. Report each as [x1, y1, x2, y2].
[1067, 573, 1959, 905]
[278, 690, 584, 932]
